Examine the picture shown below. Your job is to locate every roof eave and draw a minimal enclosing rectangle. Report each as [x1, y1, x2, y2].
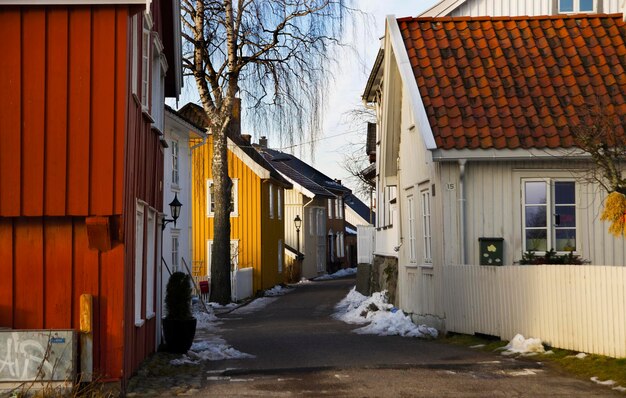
[430, 148, 591, 161]
[363, 48, 385, 103]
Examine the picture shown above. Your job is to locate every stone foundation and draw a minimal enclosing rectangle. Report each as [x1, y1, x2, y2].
[370, 255, 398, 306]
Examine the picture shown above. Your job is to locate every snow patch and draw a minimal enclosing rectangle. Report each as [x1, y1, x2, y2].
[590, 377, 616, 386]
[264, 285, 294, 296]
[613, 386, 626, 392]
[500, 334, 545, 356]
[314, 267, 357, 281]
[230, 297, 279, 315]
[333, 287, 438, 338]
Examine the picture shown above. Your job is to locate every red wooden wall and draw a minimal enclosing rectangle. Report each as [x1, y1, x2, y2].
[0, 4, 164, 384]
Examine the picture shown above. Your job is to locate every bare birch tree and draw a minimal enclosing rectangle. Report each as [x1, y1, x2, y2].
[181, 0, 352, 303]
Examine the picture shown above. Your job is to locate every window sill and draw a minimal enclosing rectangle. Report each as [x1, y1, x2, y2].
[146, 312, 156, 320]
[135, 319, 145, 327]
[405, 263, 418, 269]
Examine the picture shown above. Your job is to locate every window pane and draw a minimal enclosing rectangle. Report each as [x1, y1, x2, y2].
[559, 0, 574, 12]
[526, 229, 547, 251]
[579, 0, 593, 11]
[555, 229, 576, 251]
[555, 182, 575, 204]
[555, 205, 576, 227]
[525, 181, 546, 204]
[525, 206, 547, 227]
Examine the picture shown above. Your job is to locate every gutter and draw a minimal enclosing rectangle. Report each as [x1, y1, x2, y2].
[458, 159, 467, 265]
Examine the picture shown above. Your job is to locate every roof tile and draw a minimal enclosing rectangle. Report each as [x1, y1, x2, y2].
[397, 13, 626, 150]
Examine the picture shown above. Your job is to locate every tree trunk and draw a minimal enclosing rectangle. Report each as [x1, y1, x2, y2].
[210, 122, 233, 304]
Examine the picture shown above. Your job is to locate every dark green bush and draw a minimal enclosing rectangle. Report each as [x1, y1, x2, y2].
[519, 249, 586, 265]
[165, 272, 193, 320]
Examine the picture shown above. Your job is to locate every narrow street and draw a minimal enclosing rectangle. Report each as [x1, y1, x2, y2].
[128, 277, 622, 397]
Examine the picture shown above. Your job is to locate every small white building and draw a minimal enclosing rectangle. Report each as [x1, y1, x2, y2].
[162, 106, 205, 285]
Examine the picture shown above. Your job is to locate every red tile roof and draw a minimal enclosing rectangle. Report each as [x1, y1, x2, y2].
[397, 14, 626, 150]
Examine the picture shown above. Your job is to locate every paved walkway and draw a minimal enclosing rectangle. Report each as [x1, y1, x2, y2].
[126, 278, 623, 397]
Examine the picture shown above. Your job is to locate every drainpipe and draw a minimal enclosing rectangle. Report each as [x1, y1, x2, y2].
[458, 159, 467, 265]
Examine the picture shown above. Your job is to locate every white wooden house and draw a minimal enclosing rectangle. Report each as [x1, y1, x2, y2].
[362, 10, 626, 355]
[162, 106, 205, 293]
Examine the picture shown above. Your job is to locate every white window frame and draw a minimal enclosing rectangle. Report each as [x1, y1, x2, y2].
[171, 140, 179, 186]
[521, 178, 578, 254]
[328, 198, 334, 219]
[150, 31, 166, 131]
[135, 201, 145, 326]
[335, 198, 340, 219]
[309, 207, 315, 236]
[145, 208, 156, 319]
[207, 178, 239, 217]
[140, 12, 152, 110]
[171, 229, 180, 272]
[278, 239, 283, 273]
[130, 14, 139, 98]
[269, 184, 275, 219]
[207, 239, 240, 275]
[277, 188, 282, 220]
[421, 188, 432, 265]
[407, 194, 417, 264]
[558, 0, 596, 13]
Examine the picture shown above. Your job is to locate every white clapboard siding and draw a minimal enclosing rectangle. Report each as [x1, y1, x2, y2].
[357, 225, 375, 264]
[442, 265, 626, 357]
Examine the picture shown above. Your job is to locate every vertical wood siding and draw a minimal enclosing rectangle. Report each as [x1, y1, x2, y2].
[0, 4, 163, 384]
[0, 6, 126, 218]
[447, 0, 624, 17]
[442, 265, 626, 358]
[0, 217, 125, 379]
[191, 137, 287, 293]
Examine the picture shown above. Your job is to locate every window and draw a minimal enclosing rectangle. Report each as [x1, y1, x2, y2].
[335, 198, 340, 219]
[171, 232, 179, 272]
[145, 208, 156, 319]
[277, 188, 282, 220]
[336, 233, 341, 258]
[328, 199, 334, 219]
[150, 32, 166, 131]
[421, 189, 432, 264]
[171, 140, 179, 186]
[523, 180, 576, 253]
[130, 15, 139, 98]
[207, 179, 238, 217]
[278, 239, 283, 273]
[141, 14, 151, 109]
[135, 202, 144, 326]
[407, 195, 416, 263]
[269, 184, 275, 219]
[309, 208, 315, 236]
[559, 0, 595, 13]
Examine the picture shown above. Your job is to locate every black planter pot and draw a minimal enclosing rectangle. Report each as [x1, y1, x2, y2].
[162, 317, 197, 354]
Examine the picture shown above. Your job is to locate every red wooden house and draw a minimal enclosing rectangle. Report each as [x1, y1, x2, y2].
[0, 0, 181, 388]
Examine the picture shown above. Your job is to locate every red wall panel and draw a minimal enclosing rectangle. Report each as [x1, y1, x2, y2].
[0, 219, 14, 326]
[90, 8, 117, 216]
[67, 7, 92, 215]
[45, 8, 69, 216]
[0, 9, 22, 216]
[43, 218, 73, 329]
[21, 9, 46, 216]
[13, 218, 44, 329]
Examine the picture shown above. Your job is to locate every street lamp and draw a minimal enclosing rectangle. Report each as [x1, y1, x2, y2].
[294, 215, 302, 257]
[162, 193, 182, 230]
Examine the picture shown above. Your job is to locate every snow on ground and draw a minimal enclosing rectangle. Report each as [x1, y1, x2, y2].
[590, 377, 616, 386]
[499, 334, 545, 356]
[333, 287, 438, 338]
[264, 284, 294, 296]
[314, 267, 357, 281]
[229, 297, 279, 315]
[170, 302, 255, 366]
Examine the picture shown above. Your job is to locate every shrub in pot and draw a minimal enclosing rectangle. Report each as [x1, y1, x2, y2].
[163, 272, 197, 353]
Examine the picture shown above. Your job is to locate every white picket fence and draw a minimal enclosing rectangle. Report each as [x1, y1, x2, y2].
[442, 265, 626, 357]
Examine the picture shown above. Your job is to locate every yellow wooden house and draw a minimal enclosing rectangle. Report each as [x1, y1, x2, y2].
[179, 103, 291, 295]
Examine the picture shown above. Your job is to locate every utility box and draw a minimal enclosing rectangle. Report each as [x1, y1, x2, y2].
[0, 330, 77, 390]
[478, 237, 504, 265]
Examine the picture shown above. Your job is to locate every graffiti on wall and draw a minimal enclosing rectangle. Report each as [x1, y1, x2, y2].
[0, 331, 74, 382]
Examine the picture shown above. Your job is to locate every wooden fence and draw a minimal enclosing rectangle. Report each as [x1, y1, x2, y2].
[442, 265, 626, 357]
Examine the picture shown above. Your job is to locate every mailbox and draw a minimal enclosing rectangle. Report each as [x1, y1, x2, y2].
[478, 237, 504, 265]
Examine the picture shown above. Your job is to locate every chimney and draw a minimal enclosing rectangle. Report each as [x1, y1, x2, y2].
[335, 179, 342, 185]
[241, 134, 252, 145]
[259, 136, 268, 148]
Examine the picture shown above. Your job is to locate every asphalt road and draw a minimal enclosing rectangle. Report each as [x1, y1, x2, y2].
[199, 277, 622, 397]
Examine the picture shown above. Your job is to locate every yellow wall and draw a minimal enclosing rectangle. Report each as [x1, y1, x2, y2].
[191, 136, 285, 293]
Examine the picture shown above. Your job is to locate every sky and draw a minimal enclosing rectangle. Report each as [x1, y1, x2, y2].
[170, 1, 440, 199]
